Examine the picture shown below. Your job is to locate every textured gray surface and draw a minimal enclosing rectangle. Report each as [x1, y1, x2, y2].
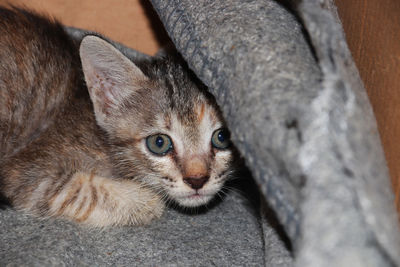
[296, 1, 400, 266]
[261, 201, 293, 267]
[1, 192, 267, 266]
[149, 0, 400, 266]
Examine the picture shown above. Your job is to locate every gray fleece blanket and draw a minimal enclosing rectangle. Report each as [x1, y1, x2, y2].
[1, 0, 399, 266]
[147, 0, 400, 266]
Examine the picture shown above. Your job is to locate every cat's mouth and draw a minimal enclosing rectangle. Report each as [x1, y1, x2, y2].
[188, 193, 202, 198]
[175, 192, 215, 207]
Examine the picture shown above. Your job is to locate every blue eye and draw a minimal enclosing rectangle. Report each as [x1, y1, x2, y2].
[211, 128, 230, 149]
[146, 134, 173, 155]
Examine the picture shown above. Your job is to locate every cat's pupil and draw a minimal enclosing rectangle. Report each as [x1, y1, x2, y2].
[156, 136, 164, 148]
[218, 132, 225, 143]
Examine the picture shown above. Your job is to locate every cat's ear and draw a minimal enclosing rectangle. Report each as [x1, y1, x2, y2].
[79, 36, 147, 124]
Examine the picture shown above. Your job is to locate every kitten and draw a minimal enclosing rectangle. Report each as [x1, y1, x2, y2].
[0, 8, 234, 226]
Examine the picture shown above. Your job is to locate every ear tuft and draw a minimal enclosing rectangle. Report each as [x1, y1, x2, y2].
[79, 35, 148, 126]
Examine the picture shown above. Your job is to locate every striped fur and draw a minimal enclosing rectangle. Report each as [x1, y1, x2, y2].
[0, 8, 234, 226]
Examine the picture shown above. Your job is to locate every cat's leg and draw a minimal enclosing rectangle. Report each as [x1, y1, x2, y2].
[1, 162, 164, 226]
[46, 172, 164, 226]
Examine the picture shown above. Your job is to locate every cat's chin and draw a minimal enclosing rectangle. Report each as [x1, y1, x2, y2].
[174, 193, 214, 208]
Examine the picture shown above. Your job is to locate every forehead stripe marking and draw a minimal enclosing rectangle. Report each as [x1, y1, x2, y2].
[198, 103, 205, 122]
[164, 113, 171, 130]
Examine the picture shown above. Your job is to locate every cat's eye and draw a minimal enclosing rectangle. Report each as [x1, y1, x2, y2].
[211, 128, 231, 149]
[146, 134, 173, 155]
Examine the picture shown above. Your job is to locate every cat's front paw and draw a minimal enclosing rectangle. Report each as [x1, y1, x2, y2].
[131, 192, 164, 226]
[102, 179, 165, 226]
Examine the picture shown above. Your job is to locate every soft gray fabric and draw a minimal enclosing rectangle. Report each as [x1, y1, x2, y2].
[296, 1, 400, 266]
[1, 193, 268, 266]
[149, 0, 400, 266]
[261, 201, 293, 267]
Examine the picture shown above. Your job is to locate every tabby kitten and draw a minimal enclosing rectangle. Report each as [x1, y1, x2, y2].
[0, 8, 234, 226]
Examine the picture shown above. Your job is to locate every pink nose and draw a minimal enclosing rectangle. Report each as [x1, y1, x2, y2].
[183, 176, 209, 190]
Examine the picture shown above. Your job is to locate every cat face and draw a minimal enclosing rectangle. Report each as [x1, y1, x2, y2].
[80, 36, 234, 208]
[131, 101, 232, 207]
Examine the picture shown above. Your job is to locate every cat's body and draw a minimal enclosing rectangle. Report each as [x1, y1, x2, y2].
[0, 8, 233, 226]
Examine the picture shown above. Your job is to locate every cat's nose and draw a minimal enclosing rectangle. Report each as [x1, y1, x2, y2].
[183, 176, 209, 190]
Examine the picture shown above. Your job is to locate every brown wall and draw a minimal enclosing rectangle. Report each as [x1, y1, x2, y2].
[0, 0, 167, 55]
[335, 0, 400, 212]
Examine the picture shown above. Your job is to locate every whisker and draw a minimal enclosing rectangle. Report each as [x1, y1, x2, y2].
[220, 185, 251, 203]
